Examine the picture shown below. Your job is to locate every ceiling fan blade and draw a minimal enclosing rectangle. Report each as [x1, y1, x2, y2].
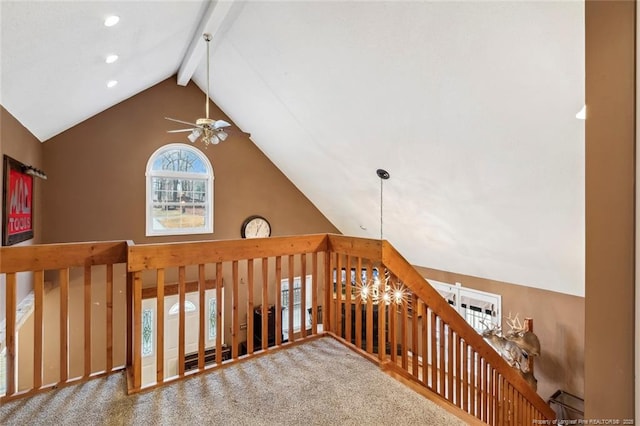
[165, 117, 199, 127]
[224, 128, 252, 137]
[167, 128, 195, 133]
[213, 120, 231, 129]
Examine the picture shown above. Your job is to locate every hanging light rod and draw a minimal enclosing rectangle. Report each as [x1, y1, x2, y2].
[377, 169, 389, 240]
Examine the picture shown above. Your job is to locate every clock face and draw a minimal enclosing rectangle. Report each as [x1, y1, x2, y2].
[241, 215, 271, 239]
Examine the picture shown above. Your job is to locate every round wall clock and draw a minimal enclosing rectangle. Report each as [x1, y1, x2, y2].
[241, 215, 271, 239]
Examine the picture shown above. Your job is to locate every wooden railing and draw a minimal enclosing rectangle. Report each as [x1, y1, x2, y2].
[0, 234, 555, 423]
[0, 241, 130, 401]
[126, 235, 328, 391]
[326, 235, 555, 423]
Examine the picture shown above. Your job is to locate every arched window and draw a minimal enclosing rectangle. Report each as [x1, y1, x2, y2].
[168, 301, 197, 315]
[146, 144, 214, 236]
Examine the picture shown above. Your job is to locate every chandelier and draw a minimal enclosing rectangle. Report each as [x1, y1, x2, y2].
[358, 268, 406, 306]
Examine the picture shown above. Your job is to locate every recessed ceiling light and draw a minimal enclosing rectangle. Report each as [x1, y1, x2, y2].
[105, 54, 119, 64]
[107, 80, 118, 88]
[104, 15, 120, 27]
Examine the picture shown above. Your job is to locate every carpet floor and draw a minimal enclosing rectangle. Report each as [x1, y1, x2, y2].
[0, 337, 466, 425]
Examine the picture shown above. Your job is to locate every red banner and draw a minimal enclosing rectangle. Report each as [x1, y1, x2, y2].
[7, 168, 32, 235]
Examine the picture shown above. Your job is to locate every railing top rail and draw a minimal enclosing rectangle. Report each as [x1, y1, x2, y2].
[128, 234, 329, 271]
[327, 234, 382, 260]
[0, 240, 129, 273]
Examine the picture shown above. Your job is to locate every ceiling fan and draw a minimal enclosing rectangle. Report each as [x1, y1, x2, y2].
[165, 33, 235, 146]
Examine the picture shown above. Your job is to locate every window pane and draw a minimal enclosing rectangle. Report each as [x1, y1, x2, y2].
[151, 176, 207, 231]
[152, 148, 207, 173]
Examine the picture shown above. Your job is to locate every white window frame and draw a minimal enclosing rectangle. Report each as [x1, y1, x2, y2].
[145, 143, 214, 236]
[427, 279, 501, 332]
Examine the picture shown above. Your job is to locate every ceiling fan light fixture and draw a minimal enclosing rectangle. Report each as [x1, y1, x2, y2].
[217, 131, 228, 142]
[214, 120, 230, 129]
[187, 128, 202, 143]
[105, 54, 119, 64]
[106, 80, 118, 88]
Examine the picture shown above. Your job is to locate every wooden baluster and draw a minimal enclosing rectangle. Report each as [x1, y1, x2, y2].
[324, 252, 332, 334]
[482, 358, 491, 423]
[488, 366, 495, 424]
[411, 293, 418, 378]
[462, 341, 468, 412]
[178, 266, 186, 377]
[529, 400, 534, 425]
[429, 309, 437, 391]
[498, 375, 505, 425]
[106, 264, 113, 373]
[215, 263, 223, 364]
[344, 255, 352, 343]
[389, 297, 397, 364]
[232, 261, 239, 357]
[197, 264, 206, 370]
[5, 273, 16, 396]
[311, 252, 318, 334]
[401, 288, 409, 371]
[300, 253, 307, 339]
[59, 268, 69, 385]
[447, 324, 454, 403]
[247, 259, 254, 355]
[510, 381, 516, 425]
[126, 270, 133, 368]
[262, 257, 269, 345]
[156, 268, 165, 383]
[275, 257, 282, 346]
[365, 262, 374, 354]
[455, 333, 461, 408]
[335, 254, 343, 338]
[132, 270, 142, 390]
[354, 257, 363, 349]
[469, 349, 476, 417]
[288, 255, 295, 343]
[477, 355, 487, 423]
[33, 270, 44, 390]
[84, 264, 92, 378]
[421, 300, 428, 387]
[438, 318, 445, 396]
[377, 298, 386, 362]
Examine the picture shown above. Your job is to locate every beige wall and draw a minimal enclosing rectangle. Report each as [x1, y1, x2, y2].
[40, 77, 339, 244]
[0, 106, 44, 321]
[416, 266, 584, 403]
[585, 0, 635, 419]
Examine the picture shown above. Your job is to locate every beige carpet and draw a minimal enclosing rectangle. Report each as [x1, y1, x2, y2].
[0, 337, 466, 425]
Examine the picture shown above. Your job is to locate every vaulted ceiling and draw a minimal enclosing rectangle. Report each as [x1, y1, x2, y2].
[0, 1, 585, 296]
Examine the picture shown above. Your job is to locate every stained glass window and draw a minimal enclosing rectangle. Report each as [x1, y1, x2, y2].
[142, 309, 153, 357]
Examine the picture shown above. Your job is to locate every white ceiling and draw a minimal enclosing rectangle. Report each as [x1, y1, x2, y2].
[0, 1, 585, 296]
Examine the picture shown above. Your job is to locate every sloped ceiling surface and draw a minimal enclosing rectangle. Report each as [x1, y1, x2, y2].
[0, 1, 585, 296]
